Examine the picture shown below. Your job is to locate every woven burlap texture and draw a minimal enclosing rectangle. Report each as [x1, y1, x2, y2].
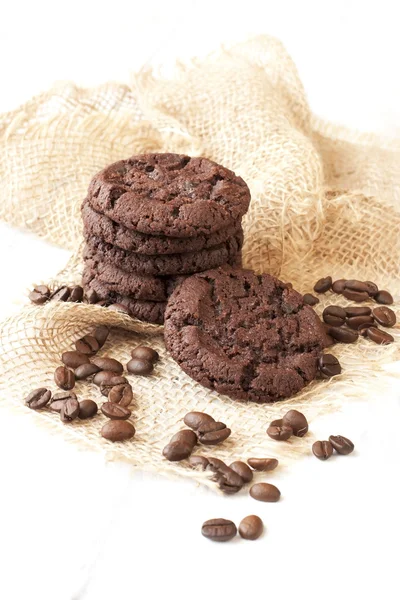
[0, 35, 399, 489]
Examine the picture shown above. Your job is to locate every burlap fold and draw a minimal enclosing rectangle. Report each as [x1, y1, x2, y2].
[0, 35, 399, 488]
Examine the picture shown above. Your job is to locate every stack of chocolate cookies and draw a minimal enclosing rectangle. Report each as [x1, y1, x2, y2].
[82, 153, 250, 324]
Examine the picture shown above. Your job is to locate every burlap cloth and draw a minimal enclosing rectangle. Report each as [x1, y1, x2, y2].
[0, 36, 399, 488]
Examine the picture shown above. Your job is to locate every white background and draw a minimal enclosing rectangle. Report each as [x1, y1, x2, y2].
[1, 2, 400, 599]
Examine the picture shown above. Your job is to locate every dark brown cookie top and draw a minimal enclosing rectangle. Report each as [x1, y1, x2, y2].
[83, 231, 243, 276]
[82, 200, 243, 255]
[164, 267, 329, 402]
[86, 153, 250, 238]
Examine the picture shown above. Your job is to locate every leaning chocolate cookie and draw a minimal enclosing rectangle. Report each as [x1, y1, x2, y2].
[86, 153, 250, 238]
[164, 267, 329, 402]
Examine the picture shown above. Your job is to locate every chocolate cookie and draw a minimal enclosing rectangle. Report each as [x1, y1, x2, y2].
[82, 200, 243, 255]
[164, 267, 329, 402]
[83, 232, 243, 276]
[83, 259, 184, 301]
[86, 153, 250, 238]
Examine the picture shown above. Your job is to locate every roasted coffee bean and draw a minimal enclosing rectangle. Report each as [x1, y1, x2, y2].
[29, 285, 50, 305]
[198, 427, 231, 445]
[329, 435, 354, 455]
[25, 388, 51, 409]
[163, 441, 193, 461]
[184, 411, 215, 431]
[108, 383, 133, 407]
[99, 376, 128, 397]
[229, 461, 254, 483]
[93, 370, 126, 386]
[93, 325, 109, 348]
[201, 518, 237, 542]
[332, 279, 347, 294]
[373, 306, 396, 327]
[344, 306, 372, 317]
[78, 399, 98, 419]
[95, 300, 108, 307]
[312, 440, 333, 460]
[91, 356, 123, 374]
[303, 293, 319, 306]
[126, 358, 153, 376]
[282, 409, 308, 437]
[374, 290, 393, 305]
[249, 482, 281, 502]
[197, 421, 226, 435]
[170, 429, 198, 447]
[342, 289, 369, 302]
[247, 458, 278, 472]
[108, 303, 131, 315]
[266, 423, 293, 441]
[74, 363, 101, 380]
[318, 354, 341, 378]
[344, 280, 371, 294]
[101, 402, 131, 420]
[322, 305, 346, 327]
[329, 327, 358, 343]
[366, 327, 394, 345]
[346, 316, 375, 330]
[61, 350, 90, 369]
[239, 515, 264, 540]
[49, 391, 77, 412]
[101, 420, 135, 442]
[51, 286, 71, 302]
[188, 455, 209, 470]
[75, 335, 100, 355]
[68, 285, 84, 302]
[84, 289, 98, 304]
[313, 276, 332, 294]
[60, 397, 80, 422]
[206, 457, 243, 494]
[54, 366, 75, 390]
[131, 346, 159, 363]
[363, 281, 379, 296]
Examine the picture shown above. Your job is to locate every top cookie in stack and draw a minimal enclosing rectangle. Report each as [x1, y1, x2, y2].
[82, 153, 250, 323]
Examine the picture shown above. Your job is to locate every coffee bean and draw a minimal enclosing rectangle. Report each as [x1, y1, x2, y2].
[374, 290, 393, 305]
[329, 327, 358, 343]
[342, 289, 369, 302]
[332, 279, 347, 294]
[101, 402, 131, 420]
[108, 383, 133, 407]
[25, 388, 51, 409]
[74, 363, 101, 380]
[54, 366, 75, 390]
[61, 350, 90, 369]
[266, 423, 293, 441]
[101, 420, 135, 442]
[99, 376, 128, 397]
[249, 482, 281, 502]
[68, 285, 84, 302]
[75, 335, 100, 355]
[282, 409, 309, 437]
[49, 391, 77, 412]
[29, 285, 50, 305]
[93, 325, 109, 348]
[366, 327, 394, 345]
[93, 371, 126, 386]
[247, 458, 278, 472]
[363, 281, 379, 296]
[229, 461, 254, 483]
[346, 316, 375, 330]
[126, 358, 154, 375]
[131, 346, 159, 363]
[303, 293, 319, 306]
[108, 303, 131, 315]
[50, 286, 71, 302]
[344, 306, 372, 317]
[60, 398, 80, 422]
[188, 456, 209, 470]
[197, 421, 226, 435]
[201, 518, 237, 542]
[318, 354, 341, 378]
[344, 280, 371, 294]
[373, 306, 396, 327]
[78, 399, 98, 419]
[312, 440, 333, 460]
[329, 435, 354, 455]
[95, 300, 108, 307]
[322, 305, 347, 327]
[84, 289, 99, 304]
[238, 515, 263, 540]
[184, 411, 215, 431]
[163, 441, 194, 461]
[198, 427, 231, 445]
[170, 429, 198, 447]
[91, 356, 123, 374]
[314, 276, 332, 294]
[206, 457, 243, 494]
